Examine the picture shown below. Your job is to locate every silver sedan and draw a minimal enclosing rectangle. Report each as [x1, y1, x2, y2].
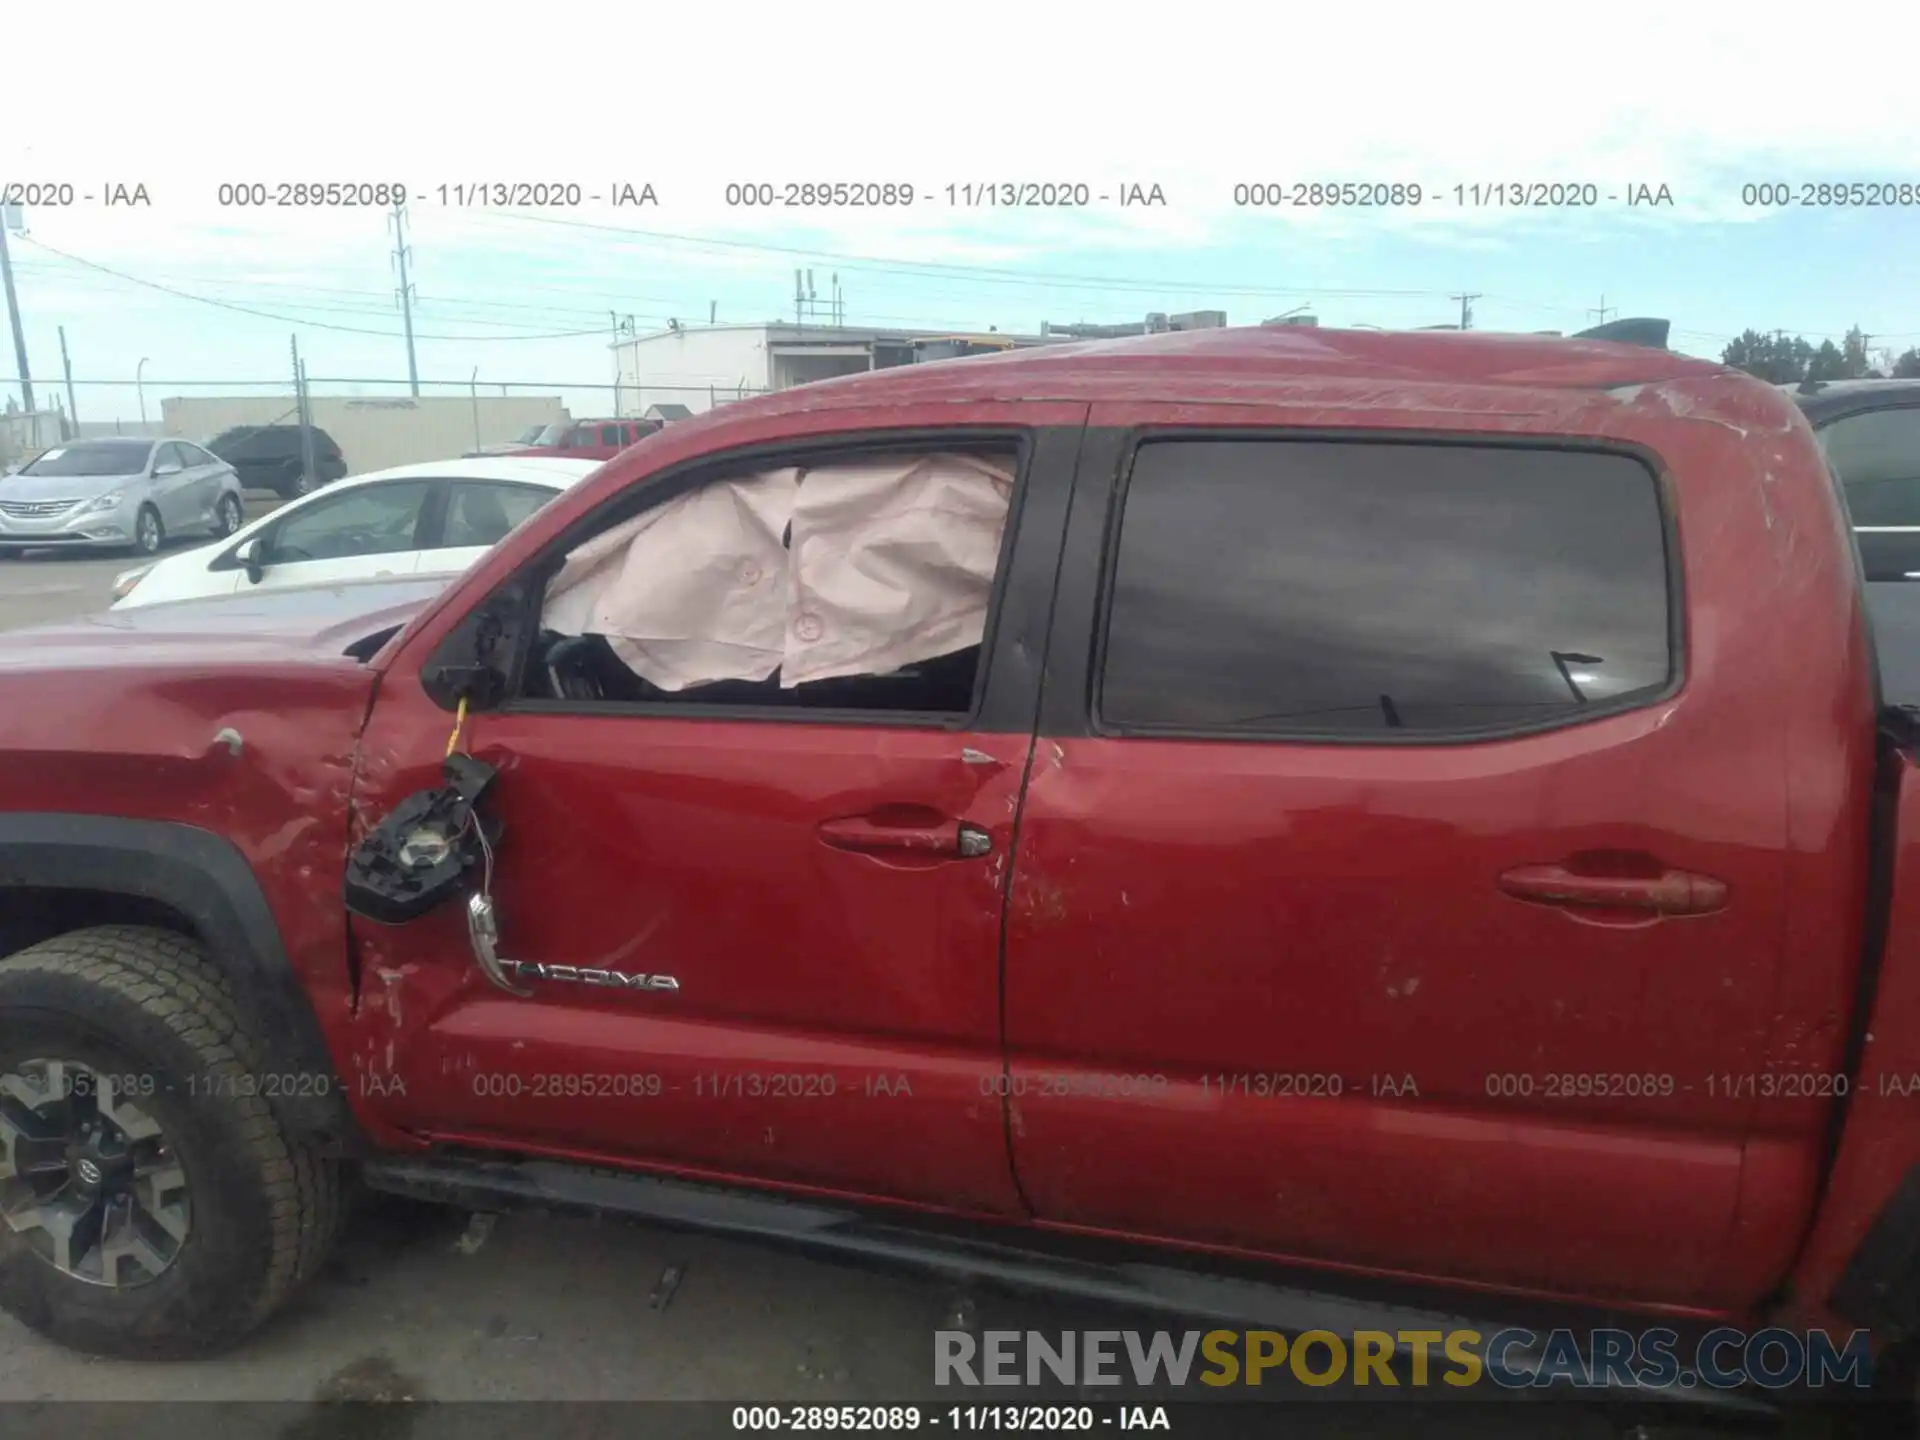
[0, 437, 247, 557]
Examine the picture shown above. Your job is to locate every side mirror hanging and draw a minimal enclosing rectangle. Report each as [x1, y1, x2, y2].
[343, 753, 503, 925]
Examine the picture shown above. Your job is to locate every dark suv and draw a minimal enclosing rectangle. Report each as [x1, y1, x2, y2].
[1786, 378, 1920, 699]
[205, 424, 349, 498]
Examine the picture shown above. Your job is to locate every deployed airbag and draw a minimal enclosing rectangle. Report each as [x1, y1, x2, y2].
[543, 452, 1014, 690]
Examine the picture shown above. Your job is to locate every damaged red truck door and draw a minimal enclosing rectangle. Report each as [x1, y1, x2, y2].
[1002, 395, 1872, 1310]
[343, 401, 1087, 1212]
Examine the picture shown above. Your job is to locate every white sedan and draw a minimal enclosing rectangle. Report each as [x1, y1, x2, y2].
[110, 455, 603, 609]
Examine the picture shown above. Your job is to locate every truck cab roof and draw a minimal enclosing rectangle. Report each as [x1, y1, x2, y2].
[711, 325, 1735, 418]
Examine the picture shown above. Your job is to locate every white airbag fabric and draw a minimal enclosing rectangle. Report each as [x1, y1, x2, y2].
[542, 452, 1014, 691]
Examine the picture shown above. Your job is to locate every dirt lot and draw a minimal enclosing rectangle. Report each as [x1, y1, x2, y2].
[0, 518, 1811, 1437]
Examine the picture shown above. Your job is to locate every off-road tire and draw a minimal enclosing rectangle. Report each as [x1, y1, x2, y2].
[0, 925, 343, 1358]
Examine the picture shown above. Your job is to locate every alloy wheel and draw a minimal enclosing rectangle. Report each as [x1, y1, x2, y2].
[0, 1058, 191, 1287]
[136, 510, 162, 554]
[217, 493, 244, 535]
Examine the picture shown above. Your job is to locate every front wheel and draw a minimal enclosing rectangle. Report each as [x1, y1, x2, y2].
[0, 926, 343, 1358]
[133, 506, 164, 556]
[213, 492, 244, 537]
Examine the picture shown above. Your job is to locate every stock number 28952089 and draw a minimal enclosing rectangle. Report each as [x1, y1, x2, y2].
[470, 1072, 664, 1098]
[733, 1406, 924, 1430]
[979, 1073, 1168, 1099]
[217, 182, 408, 207]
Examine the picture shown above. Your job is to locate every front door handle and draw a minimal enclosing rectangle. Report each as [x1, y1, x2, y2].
[1498, 863, 1728, 916]
[818, 814, 993, 859]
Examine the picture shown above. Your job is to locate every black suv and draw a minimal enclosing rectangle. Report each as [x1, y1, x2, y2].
[1787, 378, 1920, 701]
[205, 424, 349, 498]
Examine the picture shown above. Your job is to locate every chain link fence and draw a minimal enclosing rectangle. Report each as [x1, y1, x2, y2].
[0, 368, 772, 477]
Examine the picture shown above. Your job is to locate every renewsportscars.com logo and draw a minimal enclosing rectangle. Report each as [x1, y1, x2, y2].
[934, 1327, 1876, 1392]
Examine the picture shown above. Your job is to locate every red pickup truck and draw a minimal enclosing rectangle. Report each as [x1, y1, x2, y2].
[513, 416, 661, 461]
[2, 324, 1918, 1404]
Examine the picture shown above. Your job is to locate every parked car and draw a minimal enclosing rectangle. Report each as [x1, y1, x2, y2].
[0, 437, 246, 556]
[205, 423, 349, 497]
[8, 325, 1920, 1411]
[513, 417, 660, 460]
[109, 455, 602, 608]
[464, 421, 565, 458]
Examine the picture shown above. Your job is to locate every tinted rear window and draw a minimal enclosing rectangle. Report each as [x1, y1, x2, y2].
[1098, 439, 1674, 738]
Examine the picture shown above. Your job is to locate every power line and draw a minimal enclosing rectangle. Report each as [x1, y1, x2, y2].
[16, 249, 1228, 340]
[473, 210, 1463, 302]
[15, 237, 610, 342]
[13, 265, 627, 330]
[10, 260, 628, 321]
[20, 233, 1915, 357]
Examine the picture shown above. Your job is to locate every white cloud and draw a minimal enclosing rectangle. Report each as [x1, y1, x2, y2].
[8, 1, 1915, 262]
[4, 0, 1913, 404]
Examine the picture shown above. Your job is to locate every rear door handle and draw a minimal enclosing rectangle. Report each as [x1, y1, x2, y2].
[818, 814, 993, 859]
[1498, 863, 1728, 916]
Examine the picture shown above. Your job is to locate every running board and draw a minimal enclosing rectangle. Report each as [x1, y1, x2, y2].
[363, 1152, 1775, 1415]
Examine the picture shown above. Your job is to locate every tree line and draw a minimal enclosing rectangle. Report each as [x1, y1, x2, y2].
[1721, 326, 1920, 383]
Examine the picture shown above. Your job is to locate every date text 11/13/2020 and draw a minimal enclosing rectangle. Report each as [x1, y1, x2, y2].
[729, 1406, 1173, 1432]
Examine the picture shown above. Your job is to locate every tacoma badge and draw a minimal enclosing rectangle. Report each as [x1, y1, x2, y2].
[507, 961, 680, 993]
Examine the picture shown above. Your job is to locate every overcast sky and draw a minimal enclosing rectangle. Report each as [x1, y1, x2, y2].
[4, 1, 1917, 424]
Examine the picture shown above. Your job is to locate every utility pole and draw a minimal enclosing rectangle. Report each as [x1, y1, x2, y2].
[291, 335, 317, 491]
[57, 326, 77, 428]
[1451, 292, 1481, 331]
[390, 203, 420, 397]
[609, 312, 636, 416]
[1589, 295, 1617, 325]
[611, 310, 625, 415]
[0, 209, 34, 415]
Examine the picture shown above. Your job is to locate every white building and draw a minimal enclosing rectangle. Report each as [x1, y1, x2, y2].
[613, 323, 975, 417]
[613, 312, 1232, 417]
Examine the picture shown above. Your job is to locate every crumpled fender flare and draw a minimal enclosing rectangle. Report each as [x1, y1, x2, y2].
[0, 811, 358, 1146]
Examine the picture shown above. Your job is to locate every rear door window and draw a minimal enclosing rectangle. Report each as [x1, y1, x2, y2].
[1097, 438, 1675, 738]
[437, 481, 553, 548]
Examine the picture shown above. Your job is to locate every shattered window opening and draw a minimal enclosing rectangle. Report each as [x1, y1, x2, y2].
[527, 448, 1018, 715]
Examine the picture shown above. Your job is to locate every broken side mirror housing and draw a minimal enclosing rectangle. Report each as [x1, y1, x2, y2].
[420, 576, 533, 712]
[344, 753, 503, 924]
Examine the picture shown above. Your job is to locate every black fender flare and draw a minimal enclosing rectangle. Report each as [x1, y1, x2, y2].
[0, 812, 359, 1147]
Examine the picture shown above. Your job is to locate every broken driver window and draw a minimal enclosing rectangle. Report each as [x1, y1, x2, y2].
[527, 447, 1018, 715]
